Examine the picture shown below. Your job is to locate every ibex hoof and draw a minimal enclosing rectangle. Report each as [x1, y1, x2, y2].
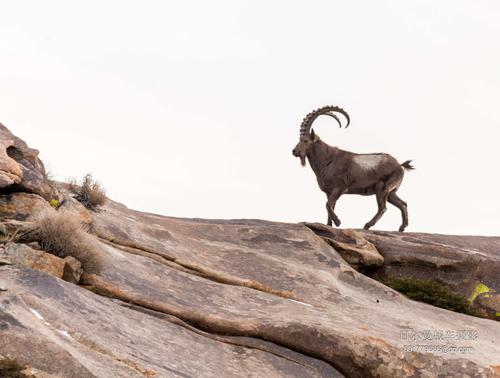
[363, 223, 372, 230]
[334, 219, 341, 227]
[398, 225, 407, 232]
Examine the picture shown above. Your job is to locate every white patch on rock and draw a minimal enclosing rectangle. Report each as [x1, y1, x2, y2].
[30, 308, 44, 320]
[288, 299, 313, 307]
[353, 154, 385, 171]
[57, 330, 73, 339]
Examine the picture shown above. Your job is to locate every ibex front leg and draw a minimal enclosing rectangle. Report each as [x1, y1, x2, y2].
[326, 188, 344, 227]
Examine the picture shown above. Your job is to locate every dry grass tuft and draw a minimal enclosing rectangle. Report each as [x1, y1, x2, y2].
[68, 174, 107, 211]
[33, 208, 104, 274]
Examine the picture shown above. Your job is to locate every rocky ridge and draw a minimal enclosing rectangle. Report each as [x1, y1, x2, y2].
[0, 123, 499, 377]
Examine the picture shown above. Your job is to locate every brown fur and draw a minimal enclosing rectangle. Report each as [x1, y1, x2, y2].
[293, 106, 413, 232]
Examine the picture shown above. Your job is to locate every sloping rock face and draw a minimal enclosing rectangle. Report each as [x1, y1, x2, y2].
[305, 224, 500, 321]
[1, 124, 500, 377]
[2, 268, 339, 378]
[3, 196, 500, 377]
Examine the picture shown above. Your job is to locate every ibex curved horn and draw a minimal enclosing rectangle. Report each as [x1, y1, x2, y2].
[299, 106, 350, 136]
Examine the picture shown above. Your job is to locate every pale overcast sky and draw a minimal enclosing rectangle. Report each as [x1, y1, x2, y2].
[1, 1, 499, 235]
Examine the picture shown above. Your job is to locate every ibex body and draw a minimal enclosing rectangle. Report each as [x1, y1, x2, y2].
[293, 106, 414, 232]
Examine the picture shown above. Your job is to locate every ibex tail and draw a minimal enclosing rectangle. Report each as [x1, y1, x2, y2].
[400, 160, 415, 171]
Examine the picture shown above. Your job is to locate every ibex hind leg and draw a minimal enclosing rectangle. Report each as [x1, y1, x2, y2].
[363, 187, 389, 230]
[363, 170, 403, 230]
[388, 191, 408, 232]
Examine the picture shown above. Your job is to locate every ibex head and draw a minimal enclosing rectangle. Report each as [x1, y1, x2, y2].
[292, 130, 319, 166]
[292, 106, 350, 166]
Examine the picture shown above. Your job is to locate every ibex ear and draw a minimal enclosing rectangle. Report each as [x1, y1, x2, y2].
[310, 129, 319, 141]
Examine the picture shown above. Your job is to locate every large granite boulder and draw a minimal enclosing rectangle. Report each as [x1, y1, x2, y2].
[0, 123, 57, 200]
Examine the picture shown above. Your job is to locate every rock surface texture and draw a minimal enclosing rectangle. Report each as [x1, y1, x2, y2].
[1, 124, 499, 377]
[305, 224, 500, 321]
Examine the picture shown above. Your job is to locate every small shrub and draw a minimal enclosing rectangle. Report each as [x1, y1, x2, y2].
[68, 174, 106, 211]
[0, 358, 33, 378]
[382, 276, 479, 316]
[32, 209, 104, 274]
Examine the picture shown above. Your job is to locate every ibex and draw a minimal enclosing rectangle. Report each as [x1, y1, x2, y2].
[292, 106, 414, 232]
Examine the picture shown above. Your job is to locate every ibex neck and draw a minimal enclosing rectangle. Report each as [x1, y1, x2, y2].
[307, 140, 339, 175]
